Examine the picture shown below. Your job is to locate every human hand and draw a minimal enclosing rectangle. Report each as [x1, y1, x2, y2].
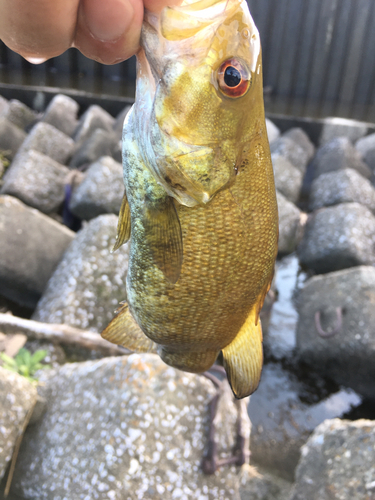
[0, 0, 181, 65]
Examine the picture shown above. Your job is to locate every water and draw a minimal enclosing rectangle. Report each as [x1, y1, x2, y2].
[262, 252, 375, 421]
[264, 253, 308, 361]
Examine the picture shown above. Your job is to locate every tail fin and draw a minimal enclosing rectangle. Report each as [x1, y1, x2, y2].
[222, 306, 263, 399]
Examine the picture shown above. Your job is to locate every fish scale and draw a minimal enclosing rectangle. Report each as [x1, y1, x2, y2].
[102, 0, 278, 399]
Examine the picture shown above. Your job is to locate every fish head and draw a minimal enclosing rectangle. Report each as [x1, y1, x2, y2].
[137, 0, 263, 206]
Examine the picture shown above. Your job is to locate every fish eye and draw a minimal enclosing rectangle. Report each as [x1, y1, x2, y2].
[217, 58, 251, 98]
[224, 66, 241, 87]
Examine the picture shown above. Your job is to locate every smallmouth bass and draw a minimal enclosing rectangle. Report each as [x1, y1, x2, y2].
[102, 0, 278, 399]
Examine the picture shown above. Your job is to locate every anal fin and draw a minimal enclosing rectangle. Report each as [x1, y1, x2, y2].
[112, 192, 131, 252]
[159, 348, 219, 373]
[143, 195, 183, 284]
[222, 306, 263, 399]
[101, 302, 157, 353]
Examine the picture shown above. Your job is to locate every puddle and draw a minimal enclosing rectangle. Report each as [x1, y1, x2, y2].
[260, 252, 374, 426]
[249, 362, 362, 480]
[264, 253, 307, 360]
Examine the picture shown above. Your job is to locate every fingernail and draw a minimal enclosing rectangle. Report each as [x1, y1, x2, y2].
[83, 0, 134, 43]
[24, 56, 47, 64]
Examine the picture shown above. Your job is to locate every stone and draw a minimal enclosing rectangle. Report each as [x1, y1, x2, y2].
[113, 105, 132, 139]
[0, 99, 37, 131]
[1, 149, 70, 214]
[319, 117, 369, 146]
[16, 122, 75, 165]
[41, 94, 79, 137]
[249, 363, 361, 481]
[0, 367, 38, 480]
[239, 466, 292, 500]
[11, 354, 241, 500]
[0, 156, 5, 181]
[0, 95, 8, 115]
[277, 191, 304, 255]
[355, 132, 375, 158]
[73, 105, 115, 145]
[33, 214, 129, 332]
[290, 419, 375, 500]
[112, 140, 122, 164]
[0, 117, 26, 161]
[0, 195, 75, 308]
[24, 339, 67, 369]
[297, 203, 375, 274]
[28, 395, 48, 426]
[283, 127, 315, 163]
[363, 147, 375, 174]
[272, 154, 303, 204]
[310, 137, 371, 180]
[69, 156, 123, 220]
[258, 280, 276, 338]
[270, 136, 310, 175]
[265, 118, 280, 144]
[309, 168, 375, 213]
[296, 266, 375, 399]
[70, 129, 119, 169]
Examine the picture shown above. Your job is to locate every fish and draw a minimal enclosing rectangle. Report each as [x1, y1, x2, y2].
[101, 0, 278, 399]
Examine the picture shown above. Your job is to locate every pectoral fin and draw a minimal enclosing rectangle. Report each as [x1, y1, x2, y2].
[143, 196, 183, 284]
[222, 306, 263, 399]
[112, 192, 131, 252]
[101, 302, 157, 353]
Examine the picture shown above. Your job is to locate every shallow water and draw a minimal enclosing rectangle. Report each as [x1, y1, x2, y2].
[264, 253, 307, 361]
[262, 253, 375, 420]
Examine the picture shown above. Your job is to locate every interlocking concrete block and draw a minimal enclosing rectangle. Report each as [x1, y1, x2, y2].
[296, 266, 375, 398]
[311, 137, 371, 180]
[1, 149, 69, 214]
[309, 168, 375, 213]
[41, 94, 79, 137]
[297, 203, 375, 274]
[17, 122, 75, 165]
[319, 117, 368, 146]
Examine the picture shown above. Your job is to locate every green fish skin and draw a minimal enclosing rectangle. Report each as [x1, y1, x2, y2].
[102, 0, 278, 399]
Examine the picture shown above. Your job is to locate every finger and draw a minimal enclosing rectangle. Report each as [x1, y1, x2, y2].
[74, 0, 182, 64]
[0, 0, 78, 60]
[0, 0, 183, 65]
[74, 0, 144, 64]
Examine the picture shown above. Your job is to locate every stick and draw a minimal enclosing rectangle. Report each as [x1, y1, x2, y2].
[0, 313, 130, 356]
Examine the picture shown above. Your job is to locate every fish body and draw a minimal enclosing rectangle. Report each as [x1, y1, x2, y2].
[102, 0, 278, 398]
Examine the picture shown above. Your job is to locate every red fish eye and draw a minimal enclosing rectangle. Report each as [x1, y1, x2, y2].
[217, 58, 251, 98]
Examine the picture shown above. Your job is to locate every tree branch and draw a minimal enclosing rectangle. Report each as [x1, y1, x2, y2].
[0, 313, 130, 356]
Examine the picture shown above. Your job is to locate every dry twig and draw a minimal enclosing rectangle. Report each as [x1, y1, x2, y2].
[0, 313, 129, 356]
